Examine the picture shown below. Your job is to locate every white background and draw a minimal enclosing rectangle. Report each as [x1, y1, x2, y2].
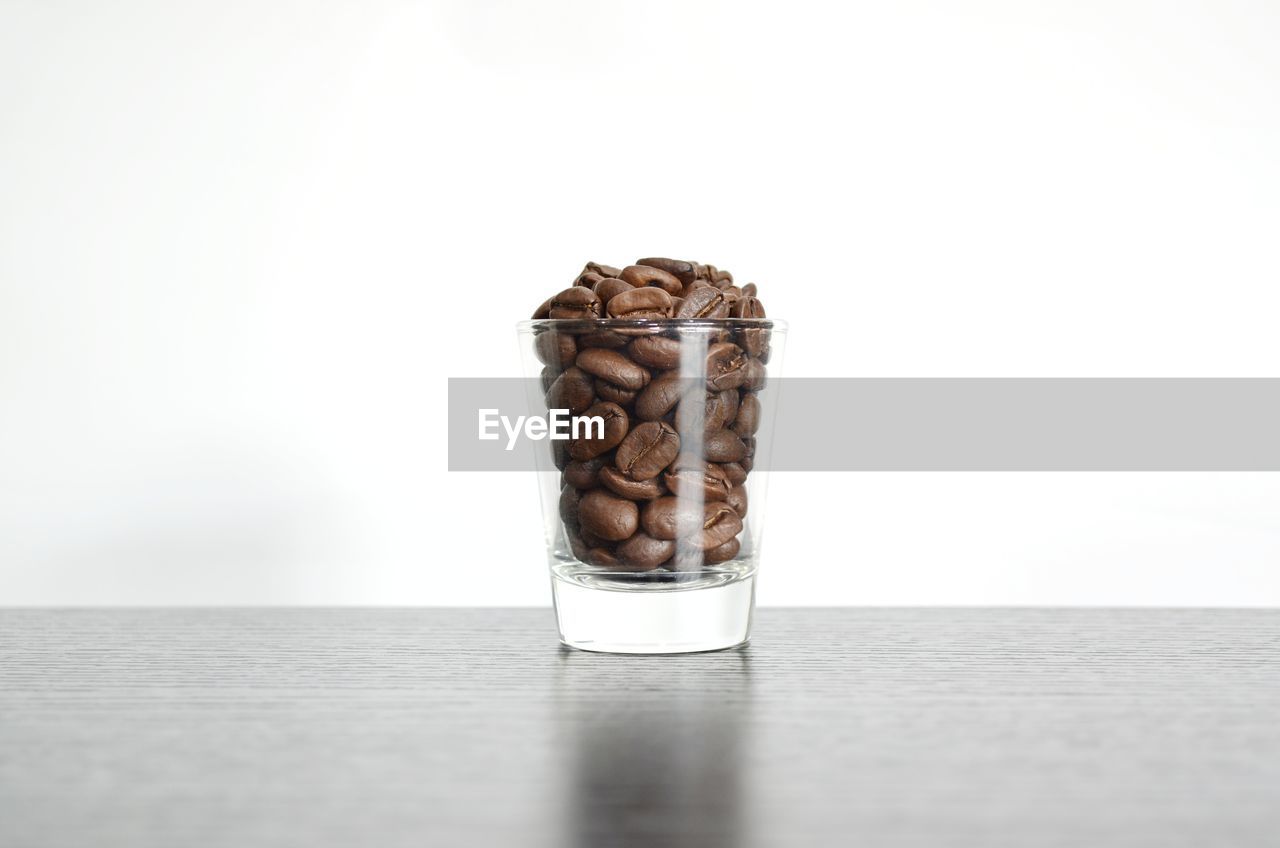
[3, 0, 1279, 605]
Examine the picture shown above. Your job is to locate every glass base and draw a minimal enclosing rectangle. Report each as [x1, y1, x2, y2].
[552, 569, 756, 654]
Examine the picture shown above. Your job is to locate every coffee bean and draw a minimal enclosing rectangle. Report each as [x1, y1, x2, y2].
[577, 329, 629, 349]
[704, 429, 747, 463]
[640, 496, 700, 541]
[675, 388, 737, 434]
[636, 257, 698, 286]
[635, 371, 690, 421]
[706, 342, 747, 391]
[619, 265, 682, 296]
[586, 547, 622, 567]
[593, 277, 633, 305]
[675, 285, 730, 319]
[535, 331, 576, 368]
[616, 532, 675, 569]
[532, 256, 775, 572]
[547, 366, 594, 415]
[599, 465, 665, 500]
[731, 392, 760, 437]
[615, 421, 680, 481]
[578, 489, 640, 542]
[720, 461, 748, 486]
[585, 261, 623, 278]
[567, 401, 629, 460]
[742, 357, 767, 391]
[564, 456, 608, 489]
[629, 335, 682, 369]
[691, 502, 743, 551]
[548, 286, 602, 320]
[568, 531, 590, 561]
[595, 379, 637, 406]
[606, 287, 674, 320]
[703, 536, 740, 564]
[559, 485, 581, 527]
[575, 348, 651, 391]
[662, 455, 731, 503]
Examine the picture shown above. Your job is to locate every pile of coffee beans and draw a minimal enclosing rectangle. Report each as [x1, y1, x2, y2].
[531, 257, 770, 572]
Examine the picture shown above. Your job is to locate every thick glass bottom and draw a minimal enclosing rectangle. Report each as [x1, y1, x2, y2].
[551, 565, 756, 654]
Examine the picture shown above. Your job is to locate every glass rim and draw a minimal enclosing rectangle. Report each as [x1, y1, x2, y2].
[517, 317, 785, 332]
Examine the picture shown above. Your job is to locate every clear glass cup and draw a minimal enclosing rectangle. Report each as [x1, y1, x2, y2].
[516, 317, 786, 653]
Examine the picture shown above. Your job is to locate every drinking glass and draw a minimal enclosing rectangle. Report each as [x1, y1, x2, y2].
[516, 317, 786, 653]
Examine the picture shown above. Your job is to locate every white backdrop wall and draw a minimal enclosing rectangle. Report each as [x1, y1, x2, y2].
[2, 1, 1279, 605]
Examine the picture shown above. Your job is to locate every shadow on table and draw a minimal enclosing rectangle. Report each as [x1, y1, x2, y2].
[553, 647, 754, 848]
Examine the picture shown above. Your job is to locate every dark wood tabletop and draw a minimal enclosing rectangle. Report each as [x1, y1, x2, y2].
[2, 608, 1277, 848]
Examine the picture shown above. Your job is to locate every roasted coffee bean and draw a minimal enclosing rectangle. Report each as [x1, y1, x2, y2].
[640, 496, 701, 541]
[741, 436, 756, 472]
[704, 429, 747, 463]
[663, 455, 731, 503]
[568, 531, 590, 561]
[532, 256, 776, 571]
[675, 285, 730, 319]
[577, 329, 629, 349]
[615, 421, 680, 481]
[720, 461, 748, 486]
[706, 342, 747, 391]
[732, 392, 760, 437]
[540, 365, 558, 393]
[606, 287, 674, 320]
[564, 456, 608, 489]
[578, 488, 640, 542]
[576, 348, 651, 392]
[635, 371, 692, 421]
[636, 257, 698, 286]
[595, 379, 637, 406]
[548, 286, 602, 320]
[697, 263, 734, 285]
[692, 502, 743, 551]
[567, 402, 629, 460]
[629, 335, 682, 369]
[703, 536, 740, 564]
[593, 277, 633, 305]
[599, 465, 665, 500]
[534, 331, 576, 368]
[616, 532, 676, 569]
[675, 388, 737, 434]
[585, 261, 623, 278]
[586, 547, 622, 567]
[742, 357, 767, 392]
[732, 293, 766, 321]
[547, 366, 594, 415]
[619, 265, 682, 296]
[559, 485, 581, 527]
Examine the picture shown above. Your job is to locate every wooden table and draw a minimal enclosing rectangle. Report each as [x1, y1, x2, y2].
[2, 608, 1277, 847]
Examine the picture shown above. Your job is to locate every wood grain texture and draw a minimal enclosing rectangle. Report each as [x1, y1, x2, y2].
[1, 608, 1277, 848]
